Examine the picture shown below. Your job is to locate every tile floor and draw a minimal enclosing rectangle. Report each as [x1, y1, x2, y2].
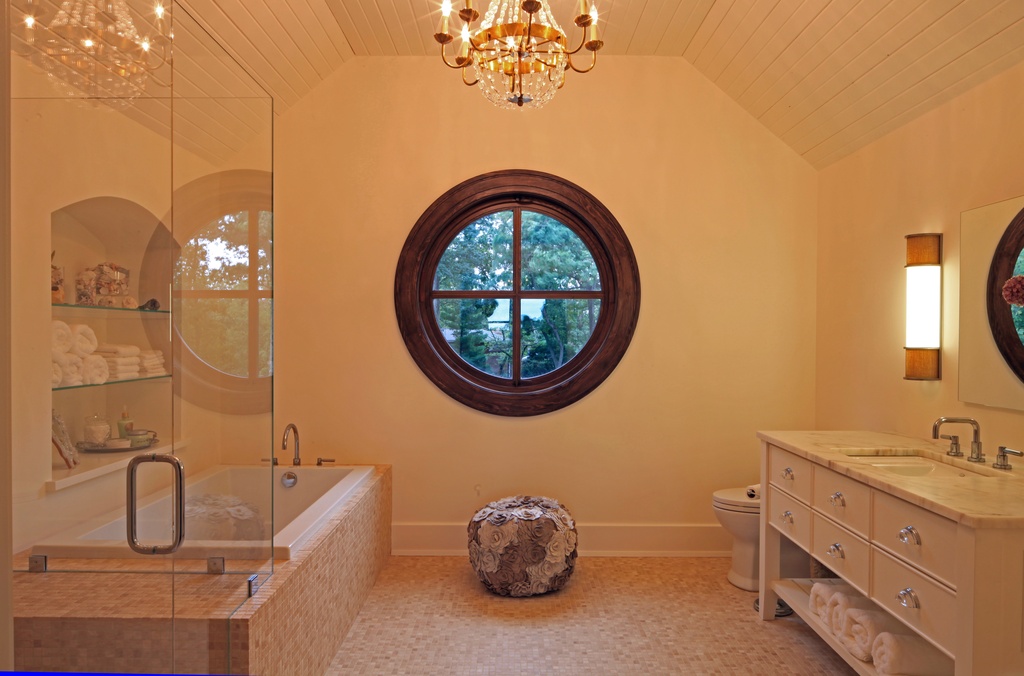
[328, 557, 854, 675]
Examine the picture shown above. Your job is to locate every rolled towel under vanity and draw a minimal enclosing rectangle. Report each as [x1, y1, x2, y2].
[838, 608, 910, 661]
[808, 580, 854, 627]
[871, 631, 953, 675]
[826, 591, 875, 635]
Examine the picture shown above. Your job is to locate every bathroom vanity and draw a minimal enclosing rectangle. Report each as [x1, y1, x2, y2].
[758, 430, 1024, 676]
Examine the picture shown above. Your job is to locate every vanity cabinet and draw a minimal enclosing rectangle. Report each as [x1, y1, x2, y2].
[759, 434, 1024, 676]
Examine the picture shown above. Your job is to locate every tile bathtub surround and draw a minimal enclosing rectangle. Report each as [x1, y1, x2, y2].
[329, 557, 854, 675]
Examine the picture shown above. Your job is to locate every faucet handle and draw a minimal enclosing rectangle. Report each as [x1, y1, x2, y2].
[316, 457, 336, 466]
[994, 446, 1024, 470]
[940, 434, 962, 457]
[261, 457, 279, 465]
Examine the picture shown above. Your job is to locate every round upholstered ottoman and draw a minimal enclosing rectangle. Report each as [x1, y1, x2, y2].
[467, 495, 578, 597]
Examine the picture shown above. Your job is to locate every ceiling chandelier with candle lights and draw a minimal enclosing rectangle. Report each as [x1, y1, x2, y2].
[15, 0, 171, 102]
[434, 0, 603, 109]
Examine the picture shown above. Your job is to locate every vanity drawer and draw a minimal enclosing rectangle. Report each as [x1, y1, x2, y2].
[768, 446, 812, 503]
[812, 467, 871, 537]
[811, 513, 869, 593]
[872, 491, 958, 589]
[871, 548, 956, 655]
[767, 486, 811, 549]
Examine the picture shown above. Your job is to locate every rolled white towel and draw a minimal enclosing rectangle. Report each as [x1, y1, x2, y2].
[872, 632, 954, 675]
[839, 608, 911, 661]
[95, 343, 141, 357]
[68, 323, 99, 357]
[827, 592, 875, 634]
[745, 483, 760, 499]
[51, 361, 63, 387]
[81, 354, 109, 385]
[51, 320, 73, 353]
[809, 580, 854, 628]
[58, 353, 83, 387]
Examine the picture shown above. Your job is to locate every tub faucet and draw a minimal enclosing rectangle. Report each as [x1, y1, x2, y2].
[283, 423, 301, 466]
[931, 417, 984, 463]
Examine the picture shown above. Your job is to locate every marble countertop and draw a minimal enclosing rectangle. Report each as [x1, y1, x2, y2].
[758, 430, 1024, 529]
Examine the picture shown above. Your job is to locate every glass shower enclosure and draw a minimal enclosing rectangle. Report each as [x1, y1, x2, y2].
[9, 1, 274, 671]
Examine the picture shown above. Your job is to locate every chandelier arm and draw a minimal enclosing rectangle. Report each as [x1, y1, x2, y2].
[567, 49, 597, 74]
[564, 26, 589, 55]
[439, 42, 466, 69]
[462, 66, 478, 87]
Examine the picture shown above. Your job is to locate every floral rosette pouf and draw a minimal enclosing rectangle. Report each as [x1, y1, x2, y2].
[467, 495, 578, 597]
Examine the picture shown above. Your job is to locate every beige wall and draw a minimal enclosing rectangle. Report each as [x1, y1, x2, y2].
[2, 0, 14, 663]
[816, 60, 1024, 448]
[274, 56, 819, 554]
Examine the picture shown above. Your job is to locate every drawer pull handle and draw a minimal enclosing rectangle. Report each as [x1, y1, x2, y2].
[781, 467, 795, 481]
[780, 510, 794, 525]
[826, 543, 845, 560]
[896, 588, 921, 609]
[898, 525, 921, 546]
[828, 491, 846, 508]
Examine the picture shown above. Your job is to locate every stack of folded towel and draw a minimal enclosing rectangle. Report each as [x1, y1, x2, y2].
[95, 343, 141, 381]
[808, 581, 953, 674]
[139, 349, 167, 377]
[51, 320, 106, 387]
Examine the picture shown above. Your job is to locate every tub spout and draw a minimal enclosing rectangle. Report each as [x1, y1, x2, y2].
[283, 423, 301, 466]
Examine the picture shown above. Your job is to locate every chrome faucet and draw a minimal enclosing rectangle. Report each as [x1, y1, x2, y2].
[282, 423, 301, 466]
[931, 417, 984, 463]
[994, 446, 1023, 470]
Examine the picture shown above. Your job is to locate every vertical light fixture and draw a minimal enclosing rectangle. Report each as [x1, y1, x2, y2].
[905, 233, 942, 380]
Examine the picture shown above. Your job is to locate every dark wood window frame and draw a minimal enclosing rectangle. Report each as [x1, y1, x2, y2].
[395, 169, 640, 416]
[987, 204, 1024, 385]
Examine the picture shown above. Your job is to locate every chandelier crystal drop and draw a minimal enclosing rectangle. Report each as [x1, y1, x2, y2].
[16, 0, 171, 102]
[435, 0, 603, 110]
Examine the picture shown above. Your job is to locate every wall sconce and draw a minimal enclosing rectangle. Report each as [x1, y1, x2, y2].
[905, 233, 942, 380]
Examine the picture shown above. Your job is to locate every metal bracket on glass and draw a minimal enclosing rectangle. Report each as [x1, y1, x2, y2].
[207, 557, 226, 575]
[127, 453, 185, 555]
[247, 574, 261, 597]
[28, 554, 47, 572]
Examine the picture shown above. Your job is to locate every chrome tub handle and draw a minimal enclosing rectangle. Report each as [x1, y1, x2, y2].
[127, 453, 185, 555]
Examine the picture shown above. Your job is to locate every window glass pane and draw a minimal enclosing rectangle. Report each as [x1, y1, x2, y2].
[521, 211, 600, 291]
[521, 299, 601, 378]
[434, 211, 513, 291]
[258, 210, 273, 291]
[433, 298, 512, 378]
[259, 298, 273, 378]
[178, 298, 249, 376]
[177, 211, 250, 291]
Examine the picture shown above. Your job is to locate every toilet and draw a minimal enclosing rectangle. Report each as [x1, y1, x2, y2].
[712, 487, 809, 591]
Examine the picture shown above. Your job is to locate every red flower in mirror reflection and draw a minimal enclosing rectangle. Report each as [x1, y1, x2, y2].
[1002, 275, 1024, 306]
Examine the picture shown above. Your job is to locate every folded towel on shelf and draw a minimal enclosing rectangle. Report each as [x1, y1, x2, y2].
[141, 367, 168, 377]
[94, 343, 141, 357]
[51, 361, 63, 388]
[58, 353, 83, 387]
[808, 580, 855, 628]
[68, 323, 98, 357]
[109, 372, 141, 382]
[838, 608, 910, 661]
[745, 484, 760, 499]
[103, 356, 141, 367]
[872, 632, 954, 675]
[51, 320, 73, 353]
[81, 354, 109, 385]
[827, 591, 875, 634]
[139, 349, 163, 359]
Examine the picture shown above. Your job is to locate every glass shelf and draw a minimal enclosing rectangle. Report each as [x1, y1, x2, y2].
[52, 303, 169, 315]
[53, 374, 171, 391]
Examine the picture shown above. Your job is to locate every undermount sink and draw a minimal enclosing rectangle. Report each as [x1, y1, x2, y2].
[838, 453, 994, 479]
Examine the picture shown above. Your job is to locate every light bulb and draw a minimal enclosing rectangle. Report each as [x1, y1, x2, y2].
[441, 0, 452, 16]
[155, 4, 164, 18]
[24, 15, 35, 27]
[590, 4, 598, 21]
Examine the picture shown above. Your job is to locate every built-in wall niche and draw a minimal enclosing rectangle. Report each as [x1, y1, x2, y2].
[960, 195, 1024, 411]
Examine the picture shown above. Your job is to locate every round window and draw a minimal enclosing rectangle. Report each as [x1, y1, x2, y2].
[395, 170, 640, 416]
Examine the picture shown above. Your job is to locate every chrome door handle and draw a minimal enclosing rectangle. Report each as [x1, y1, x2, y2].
[127, 453, 185, 555]
[898, 525, 922, 546]
[780, 510, 794, 525]
[826, 543, 845, 560]
[896, 588, 920, 609]
[827, 491, 846, 508]
[781, 467, 795, 480]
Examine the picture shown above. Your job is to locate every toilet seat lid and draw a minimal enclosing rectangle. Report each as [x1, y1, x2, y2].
[713, 487, 759, 511]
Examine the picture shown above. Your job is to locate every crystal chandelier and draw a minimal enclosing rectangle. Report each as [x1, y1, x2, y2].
[435, 0, 603, 110]
[16, 0, 171, 102]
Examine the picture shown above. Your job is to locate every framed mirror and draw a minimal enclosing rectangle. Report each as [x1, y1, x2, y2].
[987, 205, 1024, 384]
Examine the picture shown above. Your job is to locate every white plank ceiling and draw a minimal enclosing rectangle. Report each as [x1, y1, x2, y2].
[16, 0, 1024, 167]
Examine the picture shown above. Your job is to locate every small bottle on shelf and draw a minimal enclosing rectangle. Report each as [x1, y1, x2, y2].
[117, 405, 134, 439]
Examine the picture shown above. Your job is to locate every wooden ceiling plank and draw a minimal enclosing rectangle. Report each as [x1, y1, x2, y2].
[375, 0, 413, 55]
[806, 26, 1024, 167]
[683, 0, 735, 62]
[325, 0, 373, 56]
[176, 0, 302, 107]
[784, 1, 1018, 152]
[289, 0, 348, 64]
[396, 0, 431, 55]
[232, 0, 323, 88]
[736, 0, 881, 115]
[698, 0, 776, 81]
[414, 0, 441, 55]
[717, 0, 806, 94]
[629, 0, 694, 56]
[271, 0, 341, 75]
[604, 0, 646, 55]
[764, 0, 962, 136]
[344, 0, 391, 55]
[656, 0, 715, 56]
[302, 0, 356, 62]
[172, 48, 269, 134]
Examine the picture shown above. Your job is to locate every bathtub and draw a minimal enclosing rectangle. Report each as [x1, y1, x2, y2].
[31, 464, 375, 560]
